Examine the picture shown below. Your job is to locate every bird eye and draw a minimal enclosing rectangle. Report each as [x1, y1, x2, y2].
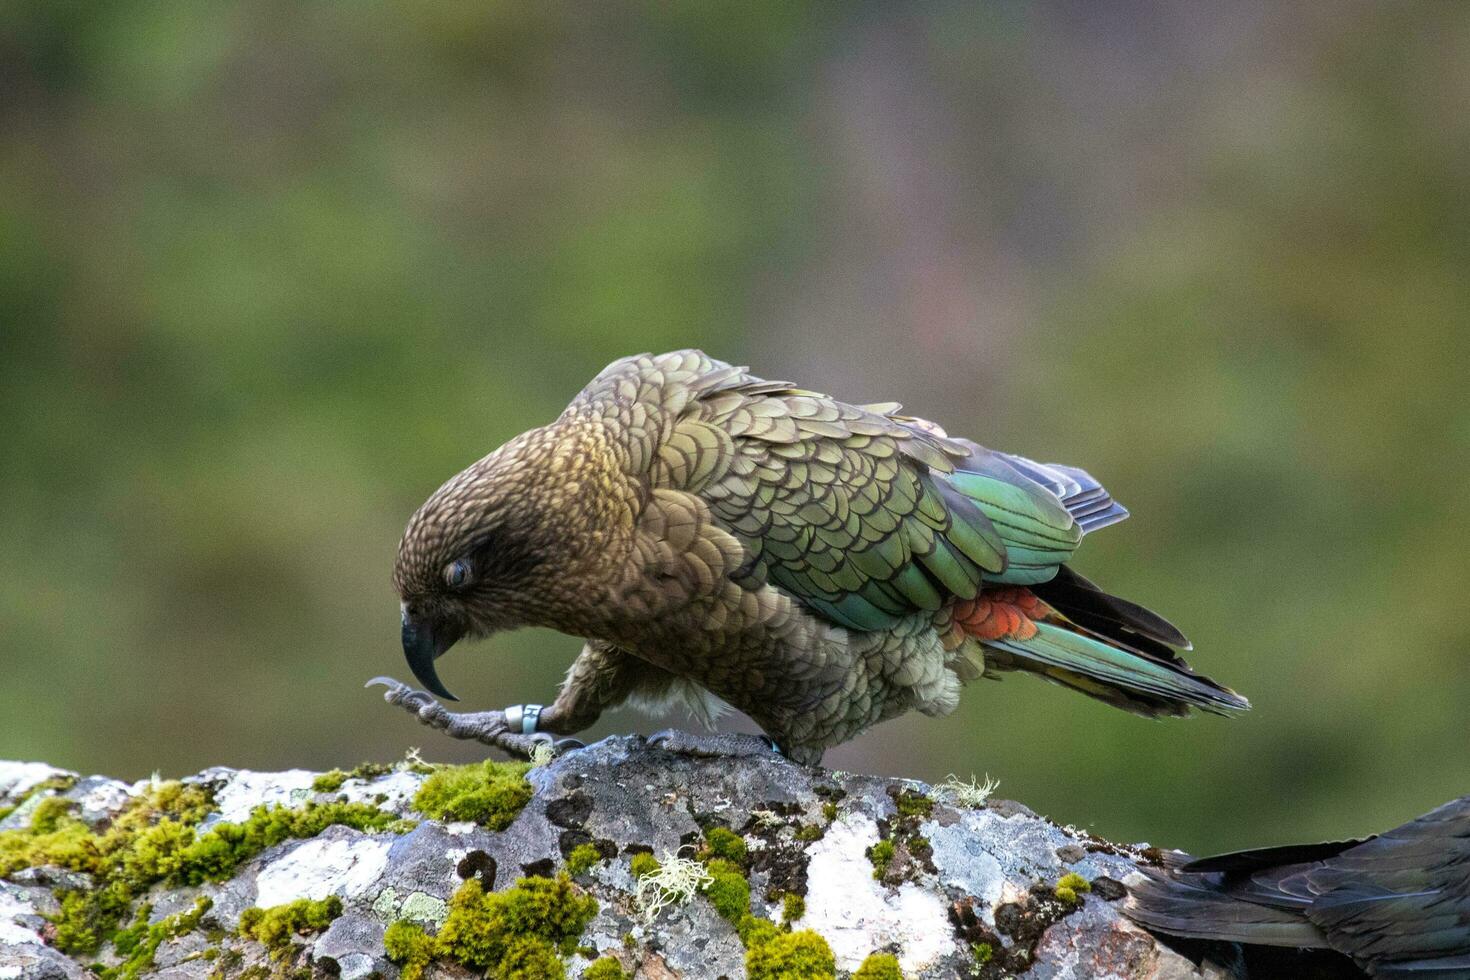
[444, 559, 471, 588]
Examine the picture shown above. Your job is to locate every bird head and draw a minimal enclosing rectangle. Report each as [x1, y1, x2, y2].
[392, 422, 629, 700]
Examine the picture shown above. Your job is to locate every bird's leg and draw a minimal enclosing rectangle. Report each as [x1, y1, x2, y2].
[547, 643, 809, 762]
[546, 643, 791, 761]
[365, 677, 582, 761]
[369, 642, 807, 764]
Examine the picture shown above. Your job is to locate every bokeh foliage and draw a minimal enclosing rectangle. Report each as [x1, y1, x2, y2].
[2, 2, 1466, 853]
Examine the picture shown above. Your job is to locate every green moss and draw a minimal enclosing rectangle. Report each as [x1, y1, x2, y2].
[385, 876, 600, 978]
[497, 936, 565, 979]
[621, 931, 636, 948]
[237, 896, 342, 951]
[702, 858, 750, 922]
[781, 893, 805, 925]
[853, 952, 903, 980]
[736, 913, 780, 948]
[0, 777, 403, 957]
[350, 762, 395, 781]
[745, 929, 836, 980]
[411, 760, 532, 830]
[427, 875, 597, 976]
[972, 942, 993, 964]
[311, 771, 347, 793]
[867, 839, 896, 880]
[2, 783, 210, 953]
[53, 885, 131, 954]
[99, 897, 211, 980]
[6, 775, 79, 821]
[629, 852, 660, 879]
[1055, 872, 1091, 904]
[583, 956, 629, 980]
[702, 827, 747, 864]
[892, 791, 934, 819]
[0, 799, 99, 879]
[383, 920, 434, 980]
[169, 800, 401, 885]
[104, 903, 152, 957]
[793, 824, 824, 843]
[565, 843, 602, 877]
[212, 946, 244, 974]
[29, 796, 76, 834]
[821, 802, 837, 822]
[314, 763, 395, 794]
[1056, 872, 1091, 894]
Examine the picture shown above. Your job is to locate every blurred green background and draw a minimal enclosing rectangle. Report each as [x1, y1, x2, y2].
[3, 2, 1467, 854]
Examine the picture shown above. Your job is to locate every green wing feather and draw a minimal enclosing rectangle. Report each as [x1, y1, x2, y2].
[636, 352, 1110, 632]
[987, 622, 1248, 715]
[665, 358, 1008, 631]
[944, 470, 1081, 584]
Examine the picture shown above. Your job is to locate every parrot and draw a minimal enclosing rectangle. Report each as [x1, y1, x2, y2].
[373, 349, 1246, 764]
[1125, 795, 1470, 979]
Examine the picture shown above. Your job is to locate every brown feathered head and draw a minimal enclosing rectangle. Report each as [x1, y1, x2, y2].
[392, 422, 630, 699]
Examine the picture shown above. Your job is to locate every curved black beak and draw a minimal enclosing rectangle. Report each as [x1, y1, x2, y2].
[400, 611, 464, 701]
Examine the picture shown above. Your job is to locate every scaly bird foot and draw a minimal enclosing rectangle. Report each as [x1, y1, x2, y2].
[646, 729, 786, 761]
[365, 677, 583, 762]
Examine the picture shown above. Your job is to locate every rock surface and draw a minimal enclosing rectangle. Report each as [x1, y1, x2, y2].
[0, 739, 1210, 979]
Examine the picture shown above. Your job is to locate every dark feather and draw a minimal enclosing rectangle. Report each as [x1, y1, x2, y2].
[1186, 840, 1369, 875]
[1374, 957, 1470, 979]
[1032, 565, 1193, 650]
[1125, 866, 1329, 946]
[1126, 796, 1470, 978]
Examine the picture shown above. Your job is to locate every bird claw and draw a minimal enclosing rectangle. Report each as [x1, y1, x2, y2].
[365, 676, 581, 763]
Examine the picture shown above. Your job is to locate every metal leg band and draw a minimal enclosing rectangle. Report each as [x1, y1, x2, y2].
[504, 704, 543, 735]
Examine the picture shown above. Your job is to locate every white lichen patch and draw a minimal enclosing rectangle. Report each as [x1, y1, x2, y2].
[204, 768, 319, 826]
[335, 770, 422, 815]
[398, 891, 449, 925]
[0, 884, 44, 948]
[528, 741, 555, 769]
[925, 820, 1008, 925]
[370, 886, 400, 921]
[936, 773, 999, 808]
[370, 885, 448, 926]
[253, 837, 393, 907]
[749, 809, 784, 830]
[0, 762, 72, 805]
[72, 778, 134, 827]
[803, 814, 956, 973]
[0, 795, 49, 833]
[634, 849, 712, 924]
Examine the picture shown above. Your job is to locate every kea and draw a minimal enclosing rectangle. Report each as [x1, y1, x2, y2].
[371, 349, 1246, 764]
[1125, 795, 1470, 979]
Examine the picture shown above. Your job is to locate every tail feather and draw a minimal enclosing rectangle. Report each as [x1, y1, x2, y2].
[1125, 868, 1330, 947]
[1184, 840, 1365, 875]
[1032, 566, 1192, 650]
[1374, 956, 1470, 979]
[984, 621, 1248, 717]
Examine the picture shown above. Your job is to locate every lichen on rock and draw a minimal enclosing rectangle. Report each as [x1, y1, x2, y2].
[0, 742, 1213, 979]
